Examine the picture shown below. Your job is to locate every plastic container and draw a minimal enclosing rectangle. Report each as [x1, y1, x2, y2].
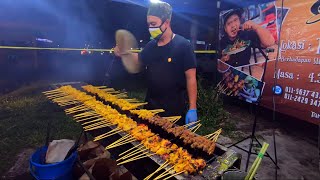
[29, 146, 77, 180]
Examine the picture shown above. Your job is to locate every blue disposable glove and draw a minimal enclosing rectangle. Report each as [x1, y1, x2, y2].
[185, 109, 198, 126]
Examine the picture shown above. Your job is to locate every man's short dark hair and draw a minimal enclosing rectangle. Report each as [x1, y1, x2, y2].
[223, 9, 243, 27]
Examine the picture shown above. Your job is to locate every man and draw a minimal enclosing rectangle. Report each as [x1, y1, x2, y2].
[114, 2, 197, 125]
[220, 9, 275, 67]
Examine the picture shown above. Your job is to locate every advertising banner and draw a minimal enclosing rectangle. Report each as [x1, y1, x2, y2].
[218, 0, 320, 124]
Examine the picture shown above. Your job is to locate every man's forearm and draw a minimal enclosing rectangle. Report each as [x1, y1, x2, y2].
[255, 27, 275, 48]
[186, 74, 197, 110]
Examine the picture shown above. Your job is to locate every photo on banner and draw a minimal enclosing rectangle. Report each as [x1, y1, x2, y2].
[218, 2, 279, 81]
[216, 60, 265, 104]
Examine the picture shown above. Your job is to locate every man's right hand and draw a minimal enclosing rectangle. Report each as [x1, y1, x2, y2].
[113, 45, 121, 57]
[221, 54, 230, 62]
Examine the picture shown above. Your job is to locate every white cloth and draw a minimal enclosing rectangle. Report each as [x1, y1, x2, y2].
[46, 139, 75, 164]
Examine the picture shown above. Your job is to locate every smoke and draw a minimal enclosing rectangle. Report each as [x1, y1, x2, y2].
[0, 0, 109, 85]
[0, 0, 104, 47]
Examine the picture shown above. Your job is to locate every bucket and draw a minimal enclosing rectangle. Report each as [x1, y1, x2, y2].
[29, 146, 77, 180]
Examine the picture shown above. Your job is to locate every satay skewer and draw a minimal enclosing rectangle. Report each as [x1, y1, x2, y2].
[81, 118, 105, 126]
[124, 99, 140, 103]
[74, 113, 99, 120]
[46, 93, 68, 98]
[117, 146, 148, 161]
[43, 89, 62, 94]
[189, 123, 201, 131]
[149, 109, 165, 113]
[85, 124, 114, 132]
[183, 120, 201, 128]
[65, 107, 91, 114]
[144, 160, 169, 180]
[83, 121, 114, 129]
[162, 171, 186, 180]
[94, 130, 124, 141]
[105, 139, 137, 150]
[65, 105, 86, 111]
[73, 111, 97, 117]
[117, 148, 149, 162]
[94, 128, 122, 140]
[117, 153, 154, 166]
[154, 166, 175, 180]
[118, 144, 143, 156]
[57, 101, 79, 106]
[193, 124, 202, 133]
[76, 116, 102, 123]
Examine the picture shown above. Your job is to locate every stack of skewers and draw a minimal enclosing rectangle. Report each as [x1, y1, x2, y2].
[43, 85, 223, 179]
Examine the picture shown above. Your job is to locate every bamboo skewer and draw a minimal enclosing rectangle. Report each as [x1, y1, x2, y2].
[95, 86, 108, 89]
[74, 111, 97, 118]
[52, 95, 72, 101]
[43, 89, 62, 94]
[154, 166, 175, 180]
[81, 118, 104, 126]
[210, 130, 222, 142]
[193, 124, 202, 133]
[131, 102, 148, 107]
[116, 153, 154, 166]
[74, 114, 99, 120]
[190, 123, 202, 133]
[144, 160, 169, 180]
[189, 123, 201, 131]
[162, 171, 186, 180]
[65, 105, 86, 112]
[93, 128, 123, 141]
[149, 109, 165, 113]
[183, 120, 201, 128]
[105, 135, 136, 149]
[117, 149, 149, 162]
[58, 101, 79, 106]
[94, 131, 121, 141]
[105, 139, 137, 150]
[106, 134, 132, 146]
[75, 115, 101, 122]
[85, 124, 114, 132]
[205, 128, 222, 138]
[66, 108, 91, 114]
[124, 99, 140, 103]
[46, 93, 68, 99]
[95, 128, 121, 138]
[117, 146, 148, 161]
[83, 121, 113, 129]
[119, 144, 144, 156]
[163, 116, 181, 122]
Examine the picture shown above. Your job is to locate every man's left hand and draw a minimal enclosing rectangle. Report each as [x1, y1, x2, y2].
[242, 20, 259, 31]
[185, 109, 198, 125]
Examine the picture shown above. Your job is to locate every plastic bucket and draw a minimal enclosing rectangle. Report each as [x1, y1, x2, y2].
[29, 146, 77, 180]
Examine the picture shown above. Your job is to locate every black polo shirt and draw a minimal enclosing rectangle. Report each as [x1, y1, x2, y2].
[139, 34, 196, 117]
[220, 30, 261, 67]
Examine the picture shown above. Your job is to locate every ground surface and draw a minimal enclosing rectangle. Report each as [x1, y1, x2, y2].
[0, 83, 319, 180]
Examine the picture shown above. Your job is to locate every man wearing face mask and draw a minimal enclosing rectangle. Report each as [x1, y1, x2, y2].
[114, 2, 197, 125]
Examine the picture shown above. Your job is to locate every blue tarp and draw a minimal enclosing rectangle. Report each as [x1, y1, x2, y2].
[112, 0, 275, 17]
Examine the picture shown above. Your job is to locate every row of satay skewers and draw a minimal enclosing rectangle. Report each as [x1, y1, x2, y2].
[83, 85, 220, 155]
[43, 85, 221, 179]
